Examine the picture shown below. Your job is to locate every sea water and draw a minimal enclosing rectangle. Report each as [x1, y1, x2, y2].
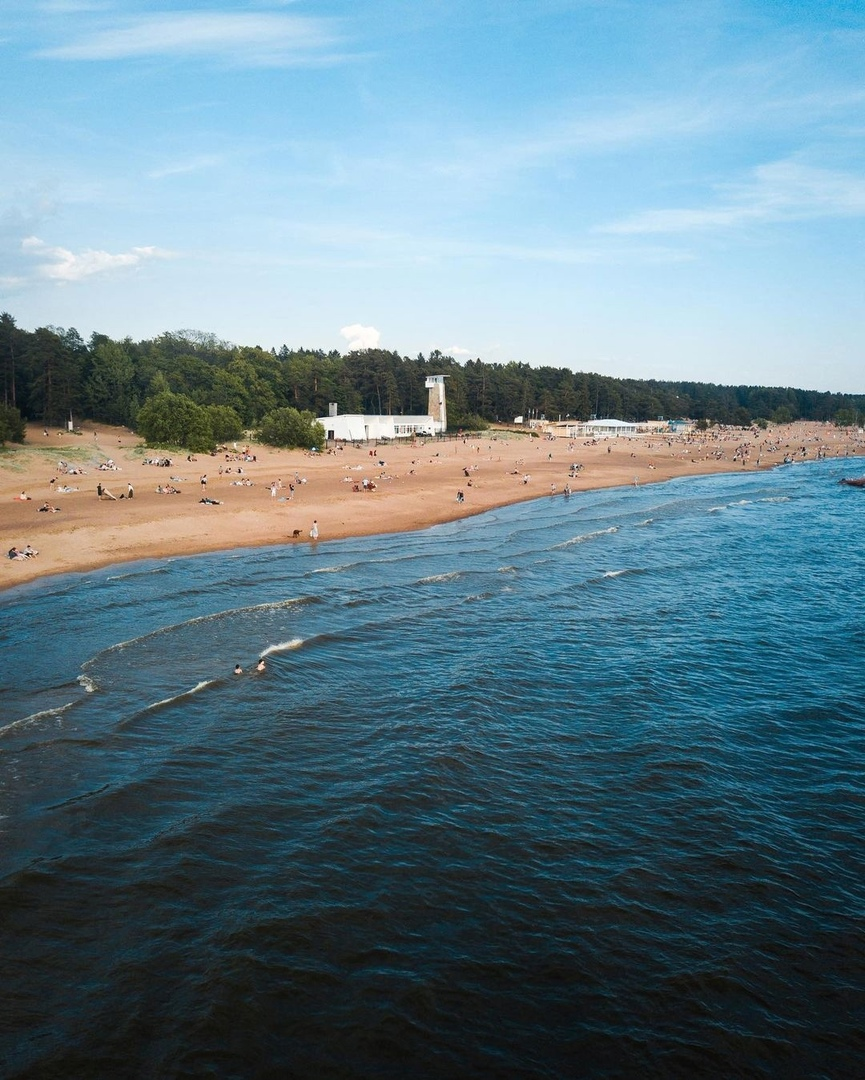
[1, 460, 863, 1078]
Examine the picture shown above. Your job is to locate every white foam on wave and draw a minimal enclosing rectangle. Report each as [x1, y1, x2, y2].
[311, 564, 354, 574]
[98, 596, 314, 655]
[78, 674, 98, 693]
[261, 638, 305, 657]
[106, 565, 170, 582]
[1, 700, 76, 737]
[418, 571, 463, 584]
[145, 679, 218, 712]
[603, 569, 629, 578]
[636, 518, 653, 527]
[555, 526, 619, 548]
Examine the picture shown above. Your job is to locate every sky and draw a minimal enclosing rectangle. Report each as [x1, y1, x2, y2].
[1, 0, 863, 393]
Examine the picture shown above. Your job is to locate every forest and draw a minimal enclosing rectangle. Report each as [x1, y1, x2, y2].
[1, 312, 863, 449]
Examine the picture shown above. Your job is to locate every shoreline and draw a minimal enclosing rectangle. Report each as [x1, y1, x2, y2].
[3, 421, 862, 593]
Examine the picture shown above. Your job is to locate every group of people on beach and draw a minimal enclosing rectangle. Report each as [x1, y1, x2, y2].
[8, 545, 37, 560]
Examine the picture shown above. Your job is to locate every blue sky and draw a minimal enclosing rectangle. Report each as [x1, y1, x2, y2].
[2, 0, 863, 392]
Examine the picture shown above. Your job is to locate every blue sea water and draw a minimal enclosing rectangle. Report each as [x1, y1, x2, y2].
[1, 460, 864, 1079]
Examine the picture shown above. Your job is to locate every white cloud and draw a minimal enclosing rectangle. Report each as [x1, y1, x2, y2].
[445, 345, 473, 357]
[22, 236, 174, 282]
[340, 323, 380, 351]
[36, 11, 343, 67]
[598, 160, 865, 236]
[148, 155, 223, 180]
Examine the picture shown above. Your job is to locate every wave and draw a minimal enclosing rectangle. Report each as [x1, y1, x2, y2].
[105, 565, 171, 582]
[553, 526, 619, 549]
[417, 571, 464, 585]
[78, 674, 98, 693]
[709, 498, 755, 513]
[498, 565, 518, 574]
[260, 638, 305, 657]
[0, 700, 77, 737]
[45, 782, 112, 812]
[636, 518, 654, 527]
[144, 679, 221, 713]
[90, 596, 320, 657]
[310, 563, 357, 575]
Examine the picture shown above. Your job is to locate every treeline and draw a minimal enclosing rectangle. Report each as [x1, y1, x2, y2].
[1, 313, 863, 447]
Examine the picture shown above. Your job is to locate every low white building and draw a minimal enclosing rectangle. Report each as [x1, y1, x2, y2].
[319, 375, 449, 443]
[565, 418, 638, 438]
[318, 410, 441, 443]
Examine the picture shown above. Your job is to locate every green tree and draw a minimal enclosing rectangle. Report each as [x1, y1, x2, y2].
[205, 404, 243, 443]
[0, 312, 22, 410]
[84, 339, 135, 425]
[258, 407, 325, 449]
[135, 390, 214, 452]
[0, 403, 25, 444]
[24, 327, 85, 425]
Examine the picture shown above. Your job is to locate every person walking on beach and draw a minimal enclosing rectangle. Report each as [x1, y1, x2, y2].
[127, 483, 134, 499]
[200, 474, 207, 492]
[310, 520, 319, 540]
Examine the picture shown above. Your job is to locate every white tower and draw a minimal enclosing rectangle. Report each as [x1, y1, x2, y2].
[425, 375, 448, 432]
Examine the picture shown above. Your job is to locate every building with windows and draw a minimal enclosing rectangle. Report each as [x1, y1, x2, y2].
[318, 375, 449, 443]
[565, 418, 638, 438]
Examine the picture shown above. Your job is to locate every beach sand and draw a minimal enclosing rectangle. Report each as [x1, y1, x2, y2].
[2, 421, 861, 592]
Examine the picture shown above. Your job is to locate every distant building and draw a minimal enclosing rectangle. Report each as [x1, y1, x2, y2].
[318, 375, 449, 442]
[567, 418, 638, 438]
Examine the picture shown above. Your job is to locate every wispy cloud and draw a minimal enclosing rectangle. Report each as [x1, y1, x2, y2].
[286, 221, 691, 269]
[22, 236, 174, 281]
[147, 155, 224, 180]
[431, 98, 719, 187]
[36, 11, 345, 67]
[597, 160, 865, 236]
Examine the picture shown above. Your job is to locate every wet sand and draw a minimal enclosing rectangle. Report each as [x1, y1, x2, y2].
[2, 421, 861, 591]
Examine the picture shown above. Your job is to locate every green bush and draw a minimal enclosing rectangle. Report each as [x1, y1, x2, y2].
[258, 407, 325, 449]
[0, 404, 25, 445]
[135, 390, 214, 452]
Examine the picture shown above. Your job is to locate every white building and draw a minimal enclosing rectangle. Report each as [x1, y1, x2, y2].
[318, 377, 449, 442]
[318, 409, 440, 442]
[565, 418, 638, 438]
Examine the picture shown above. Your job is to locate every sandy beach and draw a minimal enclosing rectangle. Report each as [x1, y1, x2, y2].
[2, 420, 862, 592]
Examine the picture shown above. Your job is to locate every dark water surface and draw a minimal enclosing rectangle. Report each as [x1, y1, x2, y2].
[2, 462, 864, 1078]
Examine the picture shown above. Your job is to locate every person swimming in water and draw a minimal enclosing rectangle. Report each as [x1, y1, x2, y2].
[234, 664, 243, 675]
[256, 659, 266, 672]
